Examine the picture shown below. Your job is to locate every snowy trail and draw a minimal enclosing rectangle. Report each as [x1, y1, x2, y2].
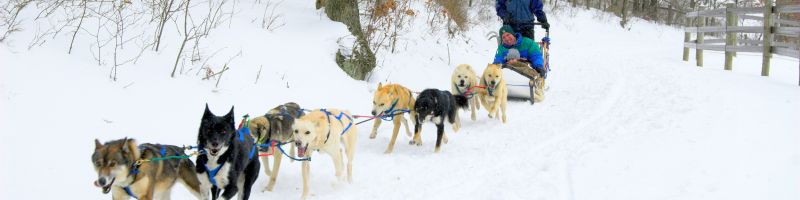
[1, 3, 799, 200]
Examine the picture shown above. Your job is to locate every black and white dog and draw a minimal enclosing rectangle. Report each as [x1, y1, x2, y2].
[196, 105, 260, 200]
[412, 89, 468, 153]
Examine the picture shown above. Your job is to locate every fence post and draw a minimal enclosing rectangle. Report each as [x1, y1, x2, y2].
[683, 17, 690, 61]
[697, 16, 704, 67]
[762, 0, 773, 76]
[725, 3, 735, 70]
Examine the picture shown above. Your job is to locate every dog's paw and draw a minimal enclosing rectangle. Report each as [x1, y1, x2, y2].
[261, 185, 274, 192]
[369, 132, 377, 139]
[383, 149, 393, 154]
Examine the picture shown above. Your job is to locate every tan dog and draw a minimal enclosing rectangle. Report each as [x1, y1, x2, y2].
[92, 138, 207, 200]
[451, 64, 481, 121]
[370, 83, 416, 154]
[292, 109, 358, 199]
[479, 64, 508, 123]
[248, 102, 303, 192]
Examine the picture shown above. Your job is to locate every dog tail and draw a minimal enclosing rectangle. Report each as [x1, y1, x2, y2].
[452, 94, 469, 110]
[178, 157, 205, 199]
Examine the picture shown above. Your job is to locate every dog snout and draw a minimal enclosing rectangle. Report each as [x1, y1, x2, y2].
[211, 142, 219, 147]
[96, 177, 112, 186]
[371, 110, 377, 116]
[491, 80, 496, 85]
[459, 80, 465, 86]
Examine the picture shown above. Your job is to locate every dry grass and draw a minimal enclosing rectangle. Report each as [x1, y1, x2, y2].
[433, 0, 469, 31]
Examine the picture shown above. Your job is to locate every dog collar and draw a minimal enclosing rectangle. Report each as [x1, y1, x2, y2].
[483, 79, 495, 96]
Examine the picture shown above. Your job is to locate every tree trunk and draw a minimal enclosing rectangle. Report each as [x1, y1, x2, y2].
[620, 0, 628, 28]
[320, 0, 375, 80]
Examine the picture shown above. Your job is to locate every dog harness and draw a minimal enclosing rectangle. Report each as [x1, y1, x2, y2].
[203, 162, 225, 187]
[124, 145, 181, 199]
[203, 128, 257, 187]
[483, 79, 496, 96]
[454, 83, 477, 98]
[320, 109, 354, 144]
[378, 98, 412, 121]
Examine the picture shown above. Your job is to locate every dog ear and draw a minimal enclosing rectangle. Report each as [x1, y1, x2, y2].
[377, 82, 383, 89]
[95, 139, 103, 150]
[315, 115, 325, 127]
[121, 137, 137, 155]
[226, 106, 235, 125]
[203, 103, 212, 118]
[124, 138, 141, 160]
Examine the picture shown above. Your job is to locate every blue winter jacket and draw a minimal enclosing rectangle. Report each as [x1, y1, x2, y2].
[496, 0, 547, 27]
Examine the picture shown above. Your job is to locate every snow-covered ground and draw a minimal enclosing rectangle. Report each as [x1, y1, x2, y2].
[1, 1, 799, 199]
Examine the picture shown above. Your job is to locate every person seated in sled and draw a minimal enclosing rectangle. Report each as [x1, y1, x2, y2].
[493, 25, 545, 79]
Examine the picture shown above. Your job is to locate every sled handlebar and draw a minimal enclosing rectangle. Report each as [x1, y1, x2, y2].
[532, 23, 550, 37]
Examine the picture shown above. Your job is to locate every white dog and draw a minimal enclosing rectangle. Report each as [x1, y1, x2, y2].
[292, 109, 358, 199]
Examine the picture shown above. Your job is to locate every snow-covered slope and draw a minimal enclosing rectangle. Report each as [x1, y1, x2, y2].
[1, 1, 798, 199]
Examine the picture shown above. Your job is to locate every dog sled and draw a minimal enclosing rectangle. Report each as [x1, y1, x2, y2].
[504, 26, 550, 105]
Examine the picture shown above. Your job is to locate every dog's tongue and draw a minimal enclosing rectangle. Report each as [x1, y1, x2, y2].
[297, 146, 306, 158]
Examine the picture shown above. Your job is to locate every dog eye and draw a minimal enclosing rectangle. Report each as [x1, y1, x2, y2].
[109, 161, 116, 167]
[457, 75, 461, 78]
[380, 103, 384, 106]
[294, 130, 298, 134]
[305, 131, 310, 135]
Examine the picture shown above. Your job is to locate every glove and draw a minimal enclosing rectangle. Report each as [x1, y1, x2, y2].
[541, 22, 550, 31]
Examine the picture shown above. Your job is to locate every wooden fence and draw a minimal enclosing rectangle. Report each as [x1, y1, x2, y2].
[683, 0, 800, 86]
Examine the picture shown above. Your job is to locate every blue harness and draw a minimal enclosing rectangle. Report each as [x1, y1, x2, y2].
[203, 128, 257, 187]
[257, 141, 312, 161]
[320, 109, 354, 144]
[124, 146, 180, 199]
[378, 99, 411, 121]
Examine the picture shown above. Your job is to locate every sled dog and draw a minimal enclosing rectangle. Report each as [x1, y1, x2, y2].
[195, 105, 260, 200]
[479, 64, 509, 123]
[292, 109, 358, 199]
[248, 102, 304, 192]
[92, 138, 208, 200]
[451, 64, 481, 121]
[369, 83, 416, 154]
[412, 89, 468, 153]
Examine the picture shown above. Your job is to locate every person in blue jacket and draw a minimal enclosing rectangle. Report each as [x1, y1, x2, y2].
[496, 0, 549, 39]
[493, 25, 545, 78]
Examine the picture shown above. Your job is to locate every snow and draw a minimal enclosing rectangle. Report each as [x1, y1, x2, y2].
[1, 1, 799, 200]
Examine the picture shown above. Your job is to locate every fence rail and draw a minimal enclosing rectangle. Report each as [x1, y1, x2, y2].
[682, 1, 800, 86]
